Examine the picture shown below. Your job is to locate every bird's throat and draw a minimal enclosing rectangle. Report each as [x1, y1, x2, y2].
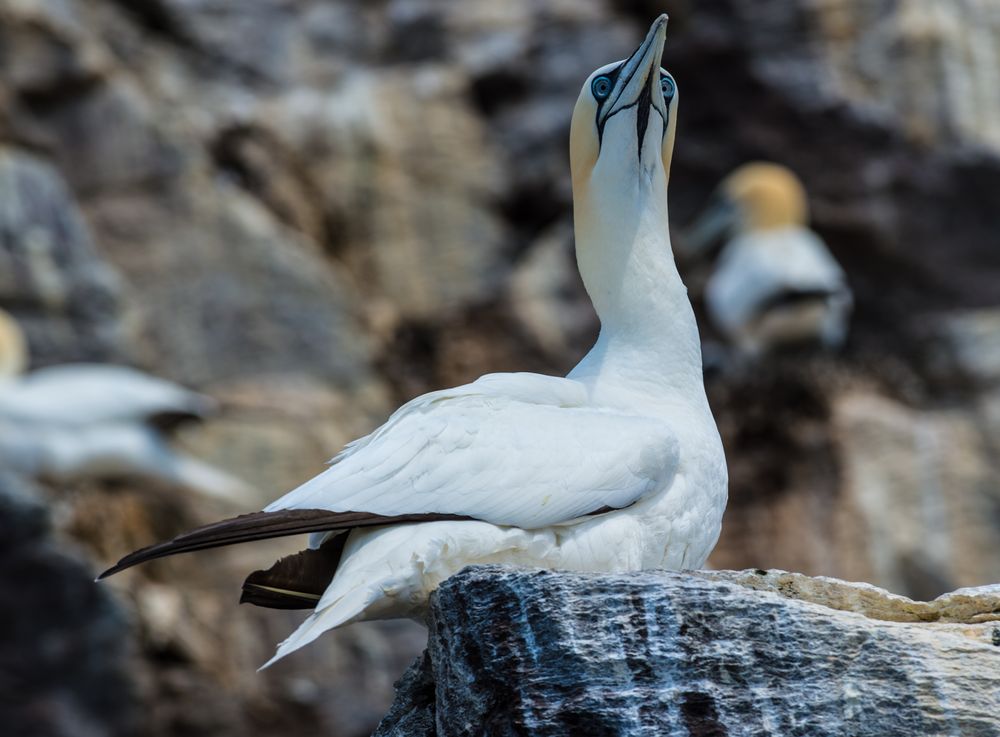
[571, 178, 705, 394]
[635, 78, 653, 162]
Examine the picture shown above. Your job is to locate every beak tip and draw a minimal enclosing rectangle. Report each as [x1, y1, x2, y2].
[650, 14, 668, 50]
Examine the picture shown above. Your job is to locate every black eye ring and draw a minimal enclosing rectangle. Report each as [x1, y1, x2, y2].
[660, 76, 675, 99]
[592, 76, 612, 100]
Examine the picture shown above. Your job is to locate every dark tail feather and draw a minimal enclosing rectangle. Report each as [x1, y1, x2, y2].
[97, 508, 473, 580]
[240, 534, 348, 610]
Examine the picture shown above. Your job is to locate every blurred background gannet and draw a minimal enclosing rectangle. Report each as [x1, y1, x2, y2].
[682, 162, 853, 360]
[101, 15, 728, 667]
[0, 308, 248, 499]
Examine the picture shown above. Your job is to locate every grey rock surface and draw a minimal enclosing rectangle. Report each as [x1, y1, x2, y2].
[373, 652, 436, 737]
[0, 472, 136, 737]
[376, 566, 1000, 737]
[0, 147, 124, 364]
[830, 390, 1000, 600]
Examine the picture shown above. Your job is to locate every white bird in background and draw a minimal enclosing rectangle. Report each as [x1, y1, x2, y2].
[683, 162, 853, 360]
[101, 15, 728, 668]
[0, 308, 248, 499]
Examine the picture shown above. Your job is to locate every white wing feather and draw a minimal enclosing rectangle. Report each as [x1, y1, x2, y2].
[265, 372, 679, 529]
[0, 364, 214, 426]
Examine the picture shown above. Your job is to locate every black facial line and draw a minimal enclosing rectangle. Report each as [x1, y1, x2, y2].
[597, 65, 674, 148]
[602, 98, 638, 128]
[598, 89, 671, 150]
[594, 66, 624, 144]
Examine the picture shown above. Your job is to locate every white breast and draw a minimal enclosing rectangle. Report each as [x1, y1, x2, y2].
[706, 226, 849, 336]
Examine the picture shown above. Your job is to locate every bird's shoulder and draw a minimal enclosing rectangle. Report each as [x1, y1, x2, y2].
[329, 372, 589, 465]
[268, 372, 680, 527]
[404, 371, 588, 410]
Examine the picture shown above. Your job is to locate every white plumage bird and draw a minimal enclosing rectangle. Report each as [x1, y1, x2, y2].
[0, 308, 248, 499]
[683, 163, 853, 359]
[101, 15, 728, 668]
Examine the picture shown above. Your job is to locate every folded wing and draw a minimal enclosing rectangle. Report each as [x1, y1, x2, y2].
[100, 372, 680, 579]
[266, 372, 680, 529]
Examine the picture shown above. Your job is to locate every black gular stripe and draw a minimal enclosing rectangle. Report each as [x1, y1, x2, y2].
[635, 70, 653, 161]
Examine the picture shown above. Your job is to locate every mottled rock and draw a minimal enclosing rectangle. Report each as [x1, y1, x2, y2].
[0, 472, 136, 737]
[88, 186, 377, 389]
[367, 651, 436, 737]
[0, 471, 50, 549]
[0, 0, 110, 99]
[0, 147, 124, 364]
[115, 0, 307, 84]
[800, 0, 1000, 153]
[507, 223, 594, 359]
[830, 390, 1000, 600]
[69, 481, 428, 737]
[263, 69, 508, 323]
[376, 566, 1000, 737]
[934, 309, 1000, 387]
[178, 374, 390, 507]
[27, 78, 183, 195]
[709, 364, 1000, 602]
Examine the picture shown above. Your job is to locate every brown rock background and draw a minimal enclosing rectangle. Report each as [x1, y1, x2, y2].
[1, 0, 998, 735]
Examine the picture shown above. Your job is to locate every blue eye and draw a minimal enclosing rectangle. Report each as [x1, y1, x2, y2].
[592, 76, 612, 100]
[660, 76, 675, 99]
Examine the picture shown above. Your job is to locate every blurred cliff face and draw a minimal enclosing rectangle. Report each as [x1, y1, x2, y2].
[1, 1, 999, 736]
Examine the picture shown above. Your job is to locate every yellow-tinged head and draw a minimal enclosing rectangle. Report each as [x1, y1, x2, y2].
[722, 162, 809, 232]
[0, 308, 28, 380]
[566, 15, 700, 352]
[569, 14, 678, 202]
[566, 15, 707, 382]
[683, 162, 810, 257]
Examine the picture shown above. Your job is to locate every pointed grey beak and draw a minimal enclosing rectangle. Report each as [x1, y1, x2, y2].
[680, 195, 738, 259]
[598, 14, 668, 141]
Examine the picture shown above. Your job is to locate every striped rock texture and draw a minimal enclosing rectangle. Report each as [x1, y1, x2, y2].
[376, 566, 1000, 737]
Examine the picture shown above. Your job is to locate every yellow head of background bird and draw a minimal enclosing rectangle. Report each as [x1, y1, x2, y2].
[0, 308, 28, 380]
[682, 162, 852, 359]
[722, 162, 809, 232]
[682, 162, 810, 258]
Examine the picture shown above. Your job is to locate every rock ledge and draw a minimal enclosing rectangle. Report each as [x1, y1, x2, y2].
[375, 566, 1000, 737]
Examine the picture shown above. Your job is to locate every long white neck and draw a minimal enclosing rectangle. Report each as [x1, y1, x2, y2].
[568, 164, 705, 406]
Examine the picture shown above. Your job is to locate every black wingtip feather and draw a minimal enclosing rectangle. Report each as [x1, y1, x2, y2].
[97, 509, 474, 580]
[240, 534, 348, 610]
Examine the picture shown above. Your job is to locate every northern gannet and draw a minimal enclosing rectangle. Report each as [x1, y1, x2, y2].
[100, 15, 728, 667]
[683, 163, 853, 359]
[0, 308, 248, 499]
